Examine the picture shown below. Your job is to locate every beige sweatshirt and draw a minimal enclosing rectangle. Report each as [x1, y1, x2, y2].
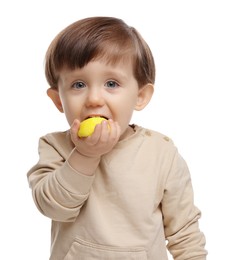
[27, 126, 207, 260]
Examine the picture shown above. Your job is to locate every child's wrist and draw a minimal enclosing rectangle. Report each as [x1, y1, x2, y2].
[76, 148, 102, 159]
[68, 148, 100, 176]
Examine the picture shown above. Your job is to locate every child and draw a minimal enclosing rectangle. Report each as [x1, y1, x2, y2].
[27, 17, 207, 260]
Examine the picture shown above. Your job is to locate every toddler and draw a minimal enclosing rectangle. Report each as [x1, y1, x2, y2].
[27, 16, 207, 260]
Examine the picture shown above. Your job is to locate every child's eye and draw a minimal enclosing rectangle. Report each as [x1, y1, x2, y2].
[105, 80, 119, 88]
[72, 81, 86, 89]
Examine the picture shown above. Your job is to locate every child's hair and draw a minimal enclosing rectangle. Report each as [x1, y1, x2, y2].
[45, 16, 155, 89]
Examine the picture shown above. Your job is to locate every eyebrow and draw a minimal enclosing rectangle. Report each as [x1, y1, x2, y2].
[102, 69, 129, 81]
[61, 67, 130, 82]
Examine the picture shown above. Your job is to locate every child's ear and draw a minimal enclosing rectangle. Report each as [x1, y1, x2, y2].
[47, 88, 64, 113]
[135, 83, 154, 111]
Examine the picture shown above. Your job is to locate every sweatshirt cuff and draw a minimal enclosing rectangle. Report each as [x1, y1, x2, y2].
[55, 161, 95, 195]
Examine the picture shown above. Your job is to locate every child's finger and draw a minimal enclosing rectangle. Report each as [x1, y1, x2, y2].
[70, 119, 81, 142]
[99, 120, 110, 142]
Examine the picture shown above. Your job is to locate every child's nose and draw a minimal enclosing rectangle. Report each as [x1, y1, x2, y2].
[85, 88, 105, 107]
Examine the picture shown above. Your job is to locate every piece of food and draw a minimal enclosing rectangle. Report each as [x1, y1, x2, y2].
[78, 117, 108, 137]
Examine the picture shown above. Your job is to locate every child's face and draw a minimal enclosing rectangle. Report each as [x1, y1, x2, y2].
[50, 60, 152, 138]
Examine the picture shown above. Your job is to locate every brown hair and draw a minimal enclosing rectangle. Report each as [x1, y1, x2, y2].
[45, 17, 155, 89]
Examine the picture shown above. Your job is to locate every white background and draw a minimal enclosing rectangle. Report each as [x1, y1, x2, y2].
[1, 0, 227, 259]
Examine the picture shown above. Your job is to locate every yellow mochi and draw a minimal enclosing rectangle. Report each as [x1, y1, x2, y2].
[78, 117, 107, 137]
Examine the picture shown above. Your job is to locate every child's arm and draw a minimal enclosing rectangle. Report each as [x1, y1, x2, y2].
[27, 119, 121, 222]
[162, 151, 207, 260]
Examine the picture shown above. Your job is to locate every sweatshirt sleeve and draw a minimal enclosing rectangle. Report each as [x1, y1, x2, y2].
[27, 135, 95, 222]
[162, 150, 207, 260]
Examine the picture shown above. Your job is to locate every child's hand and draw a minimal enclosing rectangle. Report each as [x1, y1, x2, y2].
[70, 119, 121, 158]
